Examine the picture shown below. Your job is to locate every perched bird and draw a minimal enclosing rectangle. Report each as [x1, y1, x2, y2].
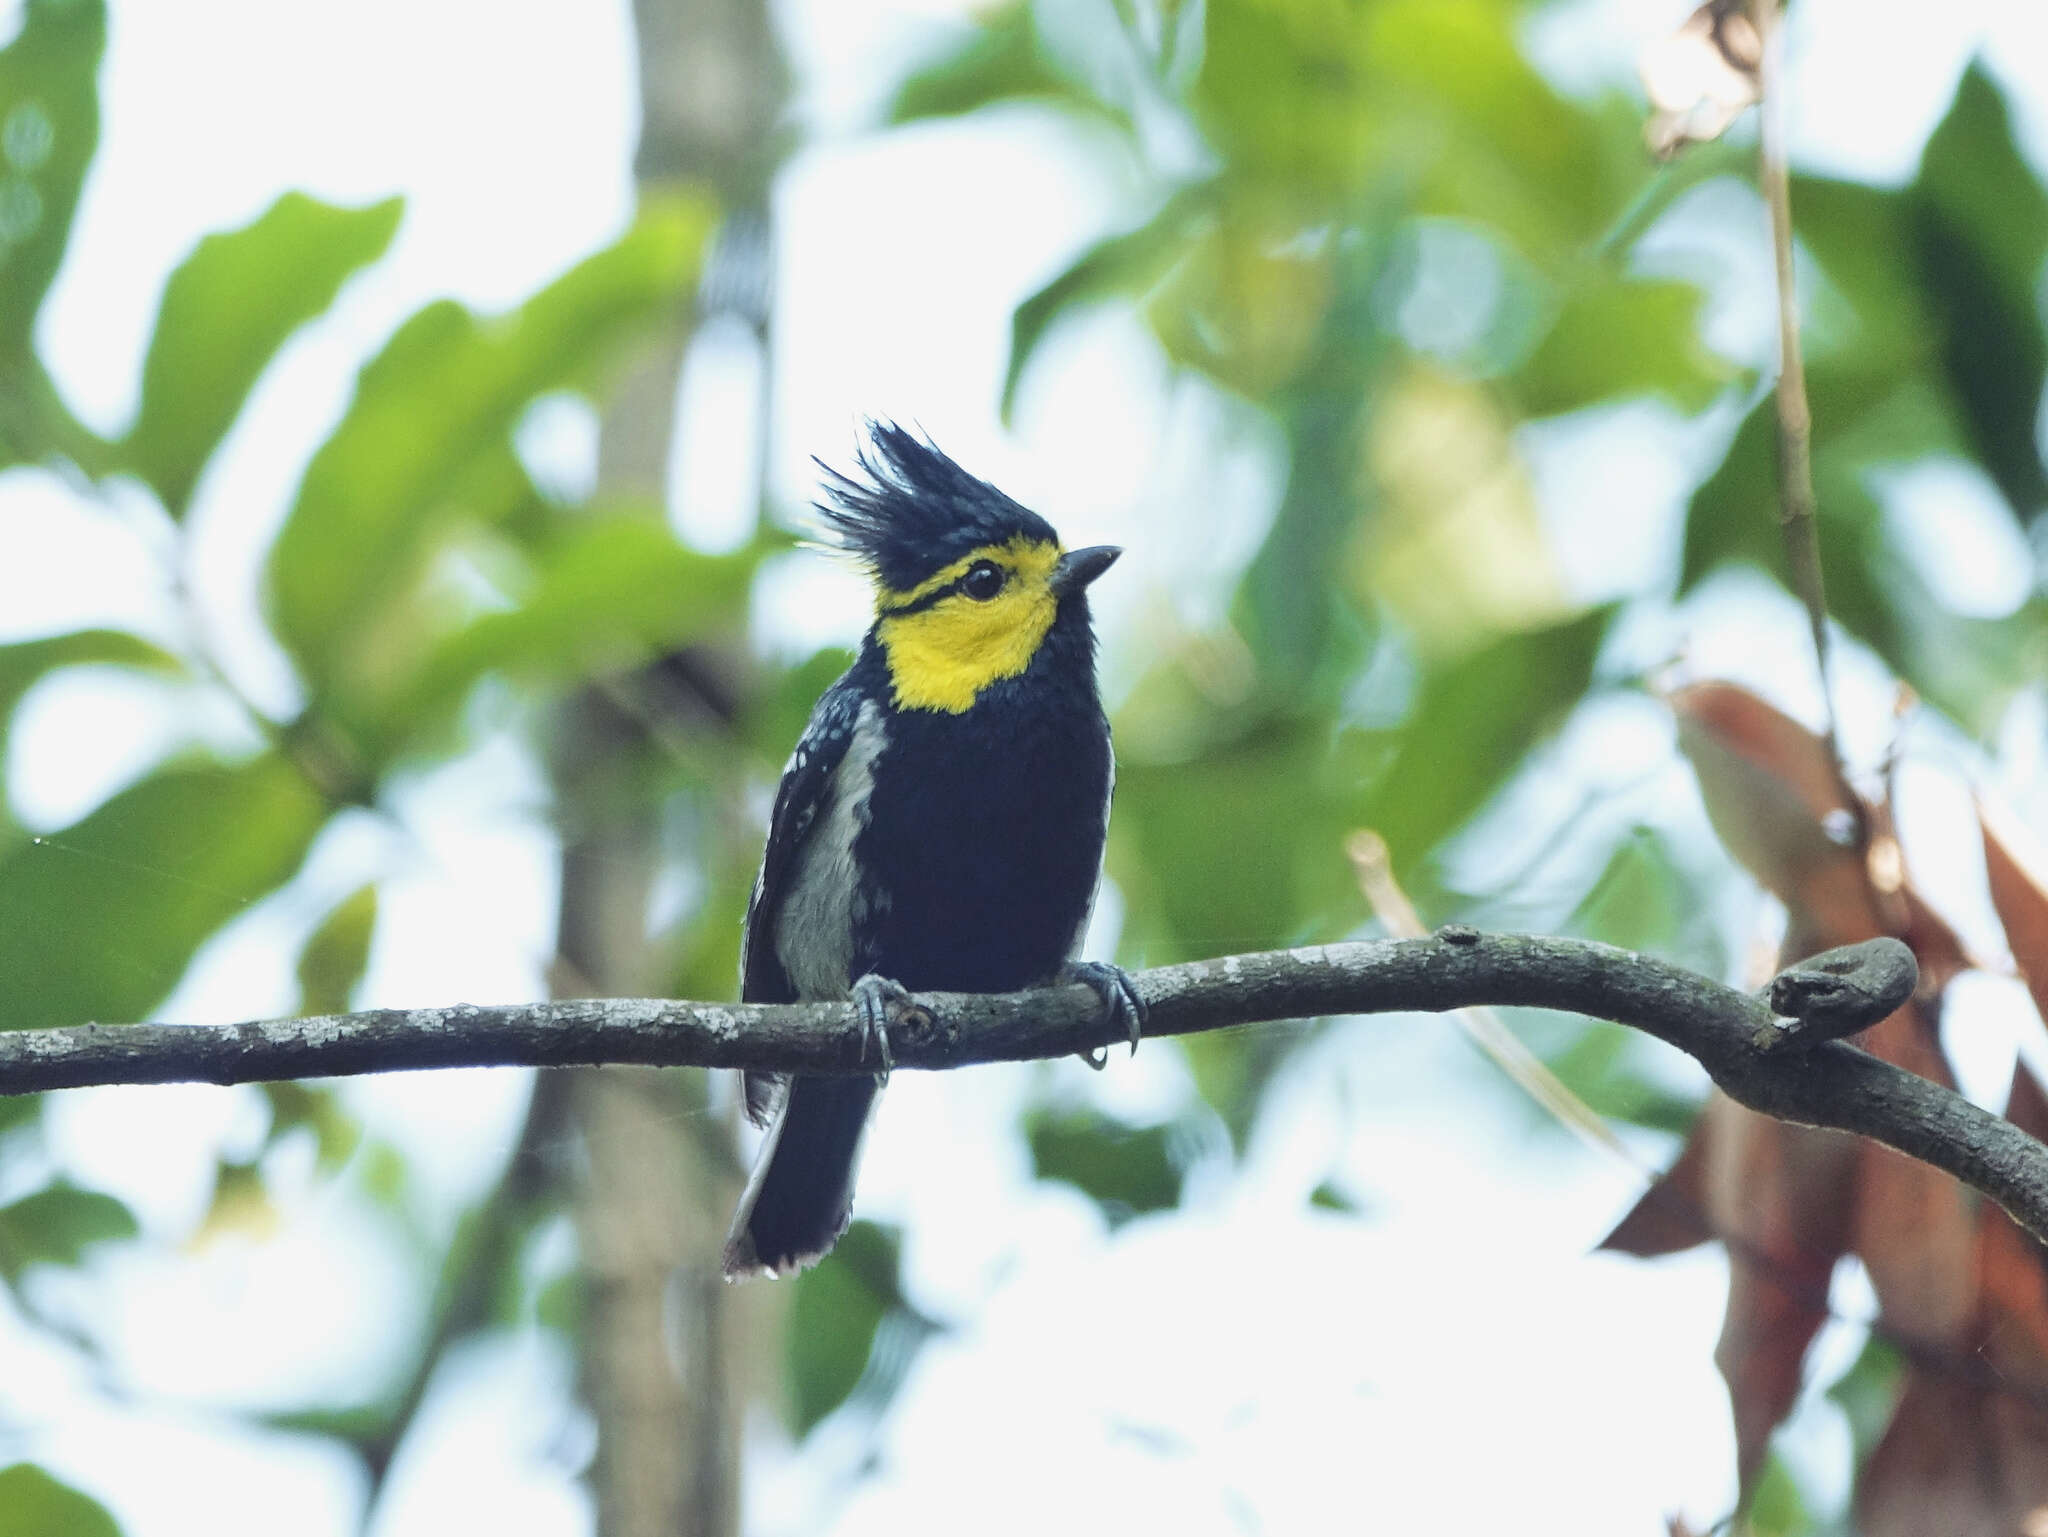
[724, 425, 1141, 1278]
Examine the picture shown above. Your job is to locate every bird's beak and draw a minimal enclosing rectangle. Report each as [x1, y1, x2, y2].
[1050, 545, 1122, 597]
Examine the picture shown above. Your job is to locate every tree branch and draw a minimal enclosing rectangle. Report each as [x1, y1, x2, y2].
[9, 932, 2048, 1244]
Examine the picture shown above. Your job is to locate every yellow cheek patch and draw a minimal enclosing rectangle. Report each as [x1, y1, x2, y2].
[877, 538, 1061, 713]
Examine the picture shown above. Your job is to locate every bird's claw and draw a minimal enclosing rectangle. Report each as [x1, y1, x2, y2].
[1065, 961, 1146, 1069]
[851, 973, 924, 1080]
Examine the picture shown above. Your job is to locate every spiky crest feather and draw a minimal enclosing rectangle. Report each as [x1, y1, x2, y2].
[814, 423, 1060, 594]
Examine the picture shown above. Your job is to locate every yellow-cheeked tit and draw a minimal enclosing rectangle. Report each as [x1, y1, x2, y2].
[724, 424, 1141, 1277]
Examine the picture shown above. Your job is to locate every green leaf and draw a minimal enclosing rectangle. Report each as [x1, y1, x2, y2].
[1573, 827, 1684, 953]
[1909, 62, 2048, 518]
[0, 629, 183, 769]
[1818, 471, 2048, 737]
[1510, 277, 1729, 417]
[1309, 1180, 1362, 1213]
[124, 192, 403, 518]
[786, 1220, 918, 1435]
[0, 1089, 38, 1137]
[1183, 1023, 1317, 1148]
[747, 645, 855, 765]
[1828, 1332, 1903, 1476]
[887, 2, 1107, 126]
[1678, 393, 1780, 593]
[1234, 233, 1395, 701]
[1362, 0, 1631, 257]
[392, 514, 758, 737]
[0, 1182, 138, 1280]
[1115, 717, 1361, 958]
[668, 857, 753, 1003]
[260, 1081, 360, 1170]
[255, 1403, 394, 1449]
[1362, 606, 1614, 873]
[535, 1271, 580, 1335]
[1680, 378, 2042, 735]
[1144, 191, 1341, 399]
[1193, 0, 1375, 195]
[296, 882, 377, 1016]
[1745, 1452, 1814, 1537]
[0, 0, 103, 363]
[1002, 184, 1212, 418]
[1194, 0, 1634, 248]
[0, 753, 328, 1030]
[1793, 176, 1933, 373]
[264, 194, 714, 706]
[1540, 1023, 1700, 1138]
[0, 2, 106, 471]
[0, 1464, 124, 1537]
[1026, 1107, 1184, 1224]
[1679, 368, 1954, 593]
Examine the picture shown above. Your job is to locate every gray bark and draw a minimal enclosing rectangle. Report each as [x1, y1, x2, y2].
[17, 936, 2048, 1251]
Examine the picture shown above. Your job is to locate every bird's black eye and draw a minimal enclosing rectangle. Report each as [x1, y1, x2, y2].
[961, 559, 1006, 601]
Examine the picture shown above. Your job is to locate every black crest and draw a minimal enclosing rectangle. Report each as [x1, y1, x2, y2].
[815, 423, 1060, 593]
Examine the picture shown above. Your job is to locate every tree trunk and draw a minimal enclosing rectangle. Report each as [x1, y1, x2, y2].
[553, 2, 787, 1534]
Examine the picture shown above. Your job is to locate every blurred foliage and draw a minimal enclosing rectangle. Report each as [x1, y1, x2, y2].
[0, 1464, 123, 1537]
[894, 0, 1711, 1199]
[297, 883, 379, 1017]
[1026, 1105, 1187, 1222]
[1682, 62, 2048, 735]
[891, 4, 2048, 1530]
[1, 0, 2046, 1530]
[0, 0, 101, 468]
[0, 755, 328, 1030]
[123, 192, 403, 519]
[786, 1220, 940, 1435]
[0, 629, 180, 774]
[265, 198, 713, 756]
[0, 1180, 136, 1281]
[0, 0, 741, 1516]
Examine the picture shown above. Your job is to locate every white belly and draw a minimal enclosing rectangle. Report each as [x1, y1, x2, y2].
[775, 699, 889, 1000]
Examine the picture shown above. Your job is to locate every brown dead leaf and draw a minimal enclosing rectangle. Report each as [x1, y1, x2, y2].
[1901, 885, 1976, 998]
[1984, 800, 2048, 1022]
[1673, 680, 1968, 993]
[1858, 826, 2048, 1532]
[1672, 682, 1901, 950]
[1629, 706, 2048, 1531]
[1616, 682, 1981, 1505]
[1854, 1131, 1978, 1349]
[1640, 0, 1763, 159]
[1605, 1095, 1858, 1496]
[1708, 1103, 1861, 1497]
[1603, 1122, 1712, 1257]
[1857, 1064, 2048, 1535]
[1853, 983, 1975, 1352]
[2008, 1060, 2048, 1144]
[1857, 1370, 2000, 1537]
[1672, 681, 1845, 825]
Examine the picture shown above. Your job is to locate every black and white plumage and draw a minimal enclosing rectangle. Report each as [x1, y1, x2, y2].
[723, 427, 1130, 1277]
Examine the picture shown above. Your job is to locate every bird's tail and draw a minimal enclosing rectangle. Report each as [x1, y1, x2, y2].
[724, 1074, 881, 1277]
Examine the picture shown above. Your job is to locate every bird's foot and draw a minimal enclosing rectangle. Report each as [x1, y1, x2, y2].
[1065, 961, 1147, 1070]
[851, 973, 927, 1079]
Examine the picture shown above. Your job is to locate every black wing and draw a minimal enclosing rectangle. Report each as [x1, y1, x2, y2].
[739, 677, 863, 1121]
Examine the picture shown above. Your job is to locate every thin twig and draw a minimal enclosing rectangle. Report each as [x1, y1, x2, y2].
[1754, 0, 1860, 825]
[1345, 831, 1644, 1170]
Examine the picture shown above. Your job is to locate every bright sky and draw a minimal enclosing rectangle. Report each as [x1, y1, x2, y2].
[4, 1, 2048, 1535]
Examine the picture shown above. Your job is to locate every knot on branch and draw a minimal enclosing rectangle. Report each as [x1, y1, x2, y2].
[1754, 937, 1918, 1052]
